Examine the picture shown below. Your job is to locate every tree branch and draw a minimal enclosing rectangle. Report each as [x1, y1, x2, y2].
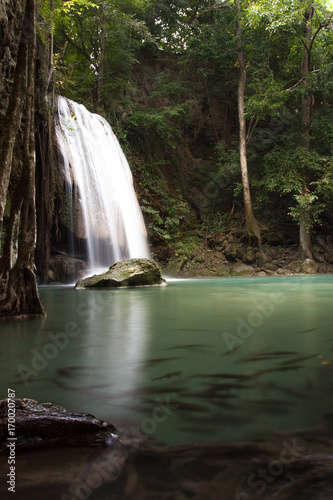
[60, 26, 91, 63]
[194, 0, 233, 22]
[284, 29, 310, 53]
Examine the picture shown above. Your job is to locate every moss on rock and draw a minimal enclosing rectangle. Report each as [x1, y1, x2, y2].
[301, 258, 319, 274]
[76, 258, 166, 289]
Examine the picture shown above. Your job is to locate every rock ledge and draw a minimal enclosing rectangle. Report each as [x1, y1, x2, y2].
[0, 398, 118, 451]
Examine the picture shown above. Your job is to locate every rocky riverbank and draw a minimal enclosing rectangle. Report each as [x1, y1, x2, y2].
[161, 237, 333, 278]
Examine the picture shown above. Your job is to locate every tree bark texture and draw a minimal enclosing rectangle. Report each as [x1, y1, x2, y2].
[0, 163, 25, 284]
[0, 19, 27, 236]
[35, 115, 55, 284]
[235, 0, 261, 246]
[0, 0, 45, 318]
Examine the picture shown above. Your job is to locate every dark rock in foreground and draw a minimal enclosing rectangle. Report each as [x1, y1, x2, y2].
[75, 258, 166, 289]
[0, 398, 118, 451]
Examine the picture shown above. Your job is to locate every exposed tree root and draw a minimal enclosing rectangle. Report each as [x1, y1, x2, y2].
[0, 265, 45, 319]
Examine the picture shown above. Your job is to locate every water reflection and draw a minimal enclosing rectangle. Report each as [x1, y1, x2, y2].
[0, 276, 333, 446]
[0, 288, 150, 426]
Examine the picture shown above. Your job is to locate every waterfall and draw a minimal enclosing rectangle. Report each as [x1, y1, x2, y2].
[55, 96, 149, 275]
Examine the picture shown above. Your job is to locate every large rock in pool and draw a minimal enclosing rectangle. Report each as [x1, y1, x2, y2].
[76, 258, 166, 289]
[0, 398, 118, 451]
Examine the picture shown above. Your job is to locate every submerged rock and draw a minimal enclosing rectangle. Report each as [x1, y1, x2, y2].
[0, 398, 118, 451]
[76, 258, 166, 289]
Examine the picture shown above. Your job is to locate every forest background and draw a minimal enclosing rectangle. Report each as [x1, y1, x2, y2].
[1, 0, 333, 317]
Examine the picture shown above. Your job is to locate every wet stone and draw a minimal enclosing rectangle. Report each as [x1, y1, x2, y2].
[76, 258, 166, 289]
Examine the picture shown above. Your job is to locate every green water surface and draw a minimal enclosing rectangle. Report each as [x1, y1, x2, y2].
[1, 275, 333, 446]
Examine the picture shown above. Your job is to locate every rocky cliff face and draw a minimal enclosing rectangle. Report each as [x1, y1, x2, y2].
[128, 50, 236, 219]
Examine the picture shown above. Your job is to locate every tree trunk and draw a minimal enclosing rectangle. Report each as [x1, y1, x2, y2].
[299, 8, 314, 261]
[235, 0, 261, 246]
[47, 0, 54, 94]
[0, 16, 28, 236]
[97, 7, 107, 111]
[0, 0, 45, 319]
[0, 165, 25, 286]
[36, 118, 55, 284]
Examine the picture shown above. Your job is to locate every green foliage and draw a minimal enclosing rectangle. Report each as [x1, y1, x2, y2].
[126, 101, 191, 144]
[53, 0, 153, 108]
[132, 160, 190, 245]
[289, 191, 322, 229]
[139, 0, 214, 53]
[48, 0, 333, 253]
[149, 70, 190, 101]
[248, 0, 333, 34]
[261, 143, 333, 228]
[311, 109, 333, 155]
[216, 141, 240, 177]
[245, 74, 287, 120]
[141, 191, 190, 245]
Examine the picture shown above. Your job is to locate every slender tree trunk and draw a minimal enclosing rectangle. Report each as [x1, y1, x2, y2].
[0, 0, 45, 319]
[299, 8, 314, 260]
[97, 6, 107, 111]
[235, 0, 261, 246]
[35, 0, 55, 283]
[47, 0, 54, 95]
[36, 119, 55, 284]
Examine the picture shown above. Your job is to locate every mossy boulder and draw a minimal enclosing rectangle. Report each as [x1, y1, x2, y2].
[301, 258, 318, 274]
[76, 258, 166, 289]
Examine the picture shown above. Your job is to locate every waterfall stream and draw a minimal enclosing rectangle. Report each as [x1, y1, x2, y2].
[55, 96, 149, 275]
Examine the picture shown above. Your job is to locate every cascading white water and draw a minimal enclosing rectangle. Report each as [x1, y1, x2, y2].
[55, 96, 149, 274]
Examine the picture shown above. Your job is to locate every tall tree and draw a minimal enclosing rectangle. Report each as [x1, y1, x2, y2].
[97, 4, 107, 110]
[297, 3, 332, 259]
[247, 0, 333, 259]
[298, 6, 314, 259]
[0, 0, 45, 318]
[0, 9, 27, 237]
[194, 0, 261, 244]
[235, 0, 261, 245]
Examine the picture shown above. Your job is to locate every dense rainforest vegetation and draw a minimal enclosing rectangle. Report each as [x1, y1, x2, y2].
[1, 0, 333, 318]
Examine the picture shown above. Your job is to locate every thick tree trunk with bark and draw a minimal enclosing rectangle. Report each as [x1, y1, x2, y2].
[0, 165, 25, 285]
[0, 0, 45, 319]
[235, 0, 261, 247]
[0, 24, 27, 236]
